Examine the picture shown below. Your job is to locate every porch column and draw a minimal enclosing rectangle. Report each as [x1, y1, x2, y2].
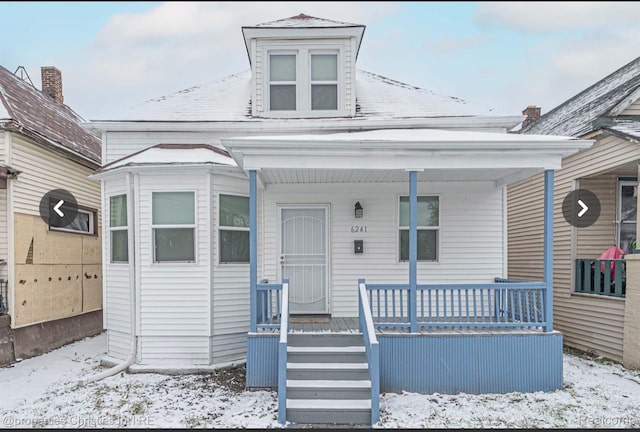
[409, 170, 418, 333]
[543, 169, 554, 332]
[249, 170, 257, 333]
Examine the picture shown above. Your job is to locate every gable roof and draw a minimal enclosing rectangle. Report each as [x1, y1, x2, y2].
[112, 69, 499, 123]
[522, 56, 640, 137]
[248, 13, 363, 29]
[0, 65, 101, 166]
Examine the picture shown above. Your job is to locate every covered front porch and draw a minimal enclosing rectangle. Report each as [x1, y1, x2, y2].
[222, 129, 591, 425]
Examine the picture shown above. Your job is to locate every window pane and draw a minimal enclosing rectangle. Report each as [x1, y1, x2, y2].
[270, 55, 296, 81]
[220, 195, 249, 228]
[621, 185, 637, 222]
[220, 230, 250, 263]
[111, 230, 128, 262]
[270, 85, 296, 111]
[152, 192, 195, 225]
[154, 228, 195, 262]
[400, 229, 438, 261]
[110, 195, 127, 227]
[311, 85, 337, 110]
[311, 54, 337, 81]
[399, 196, 439, 227]
[620, 223, 636, 254]
[66, 211, 91, 232]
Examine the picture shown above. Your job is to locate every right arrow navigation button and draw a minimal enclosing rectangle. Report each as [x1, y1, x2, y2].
[562, 189, 600, 228]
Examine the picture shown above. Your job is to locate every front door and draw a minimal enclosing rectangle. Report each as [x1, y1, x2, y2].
[278, 205, 329, 314]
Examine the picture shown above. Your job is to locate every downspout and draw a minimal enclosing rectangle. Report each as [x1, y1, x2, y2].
[81, 171, 137, 384]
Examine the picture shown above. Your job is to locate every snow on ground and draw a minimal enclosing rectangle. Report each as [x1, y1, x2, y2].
[1, 332, 639, 429]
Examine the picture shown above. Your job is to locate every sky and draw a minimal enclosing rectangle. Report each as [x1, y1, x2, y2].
[2, 1, 640, 120]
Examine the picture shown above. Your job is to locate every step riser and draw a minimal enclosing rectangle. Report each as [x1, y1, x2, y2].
[288, 334, 364, 347]
[287, 388, 370, 400]
[288, 369, 370, 380]
[288, 352, 367, 363]
[287, 409, 371, 425]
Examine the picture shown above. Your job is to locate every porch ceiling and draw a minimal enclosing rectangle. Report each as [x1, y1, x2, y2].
[260, 167, 541, 185]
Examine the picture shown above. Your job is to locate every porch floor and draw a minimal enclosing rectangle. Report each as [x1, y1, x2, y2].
[258, 317, 547, 335]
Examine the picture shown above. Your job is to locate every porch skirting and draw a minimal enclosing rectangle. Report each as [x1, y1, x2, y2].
[246, 331, 563, 394]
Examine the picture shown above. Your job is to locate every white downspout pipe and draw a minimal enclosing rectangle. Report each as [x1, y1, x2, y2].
[81, 172, 137, 384]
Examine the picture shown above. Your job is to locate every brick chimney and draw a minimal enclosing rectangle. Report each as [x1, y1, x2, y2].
[41, 66, 63, 103]
[522, 105, 541, 128]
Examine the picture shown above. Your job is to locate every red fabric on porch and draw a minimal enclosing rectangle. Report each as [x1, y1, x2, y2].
[598, 246, 626, 279]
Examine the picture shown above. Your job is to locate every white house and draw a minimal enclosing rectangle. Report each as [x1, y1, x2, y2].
[88, 14, 591, 425]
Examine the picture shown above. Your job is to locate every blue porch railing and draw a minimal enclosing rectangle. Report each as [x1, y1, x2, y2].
[256, 282, 282, 330]
[575, 258, 626, 298]
[358, 279, 380, 425]
[277, 279, 289, 425]
[363, 280, 546, 331]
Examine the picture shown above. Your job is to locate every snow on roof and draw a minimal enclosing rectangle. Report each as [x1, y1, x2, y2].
[97, 144, 236, 173]
[523, 56, 640, 137]
[229, 127, 580, 144]
[605, 120, 640, 141]
[0, 65, 101, 164]
[249, 13, 363, 28]
[117, 70, 497, 122]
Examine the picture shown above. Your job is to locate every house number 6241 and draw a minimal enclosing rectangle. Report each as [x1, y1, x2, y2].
[351, 226, 367, 233]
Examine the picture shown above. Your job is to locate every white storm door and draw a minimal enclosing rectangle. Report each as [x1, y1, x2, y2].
[278, 205, 329, 314]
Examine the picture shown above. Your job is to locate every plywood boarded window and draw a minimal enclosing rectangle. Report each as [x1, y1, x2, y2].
[398, 196, 440, 262]
[152, 191, 196, 263]
[219, 194, 249, 264]
[110, 194, 128, 263]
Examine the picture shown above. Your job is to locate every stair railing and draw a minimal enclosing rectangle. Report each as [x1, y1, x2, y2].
[358, 278, 379, 425]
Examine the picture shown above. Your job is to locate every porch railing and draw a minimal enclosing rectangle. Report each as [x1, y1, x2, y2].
[575, 259, 626, 298]
[277, 279, 289, 425]
[256, 282, 282, 330]
[358, 279, 380, 425]
[363, 280, 546, 331]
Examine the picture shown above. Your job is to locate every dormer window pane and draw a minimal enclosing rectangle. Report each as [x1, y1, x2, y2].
[270, 54, 296, 111]
[270, 55, 296, 81]
[311, 54, 338, 110]
[311, 85, 337, 110]
[311, 55, 337, 81]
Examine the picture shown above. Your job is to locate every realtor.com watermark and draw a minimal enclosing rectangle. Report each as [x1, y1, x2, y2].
[579, 414, 640, 427]
[2, 414, 153, 428]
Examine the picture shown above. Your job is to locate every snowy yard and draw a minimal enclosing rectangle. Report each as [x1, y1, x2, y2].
[1, 333, 639, 429]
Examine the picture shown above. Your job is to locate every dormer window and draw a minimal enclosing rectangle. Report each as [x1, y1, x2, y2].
[263, 46, 345, 117]
[269, 53, 297, 111]
[311, 54, 338, 110]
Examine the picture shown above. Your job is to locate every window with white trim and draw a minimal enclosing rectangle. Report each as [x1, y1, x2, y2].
[152, 191, 196, 263]
[398, 196, 439, 262]
[51, 208, 96, 235]
[109, 194, 128, 263]
[219, 194, 250, 264]
[269, 53, 297, 111]
[310, 53, 338, 110]
[618, 179, 637, 254]
[267, 48, 341, 115]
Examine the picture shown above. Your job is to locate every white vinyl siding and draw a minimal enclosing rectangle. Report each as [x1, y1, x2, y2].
[137, 172, 211, 365]
[104, 177, 131, 361]
[211, 174, 251, 364]
[261, 181, 503, 317]
[508, 134, 640, 361]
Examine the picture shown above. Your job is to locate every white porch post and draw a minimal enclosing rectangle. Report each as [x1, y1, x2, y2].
[249, 170, 257, 333]
[543, 169, 554, 332]
[409, 170, 418, 333]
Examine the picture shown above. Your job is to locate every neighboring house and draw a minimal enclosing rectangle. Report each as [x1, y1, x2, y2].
[87, 14, 589, 425]
[0, 66, 103, 364]
[510, 56, 640, 368]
